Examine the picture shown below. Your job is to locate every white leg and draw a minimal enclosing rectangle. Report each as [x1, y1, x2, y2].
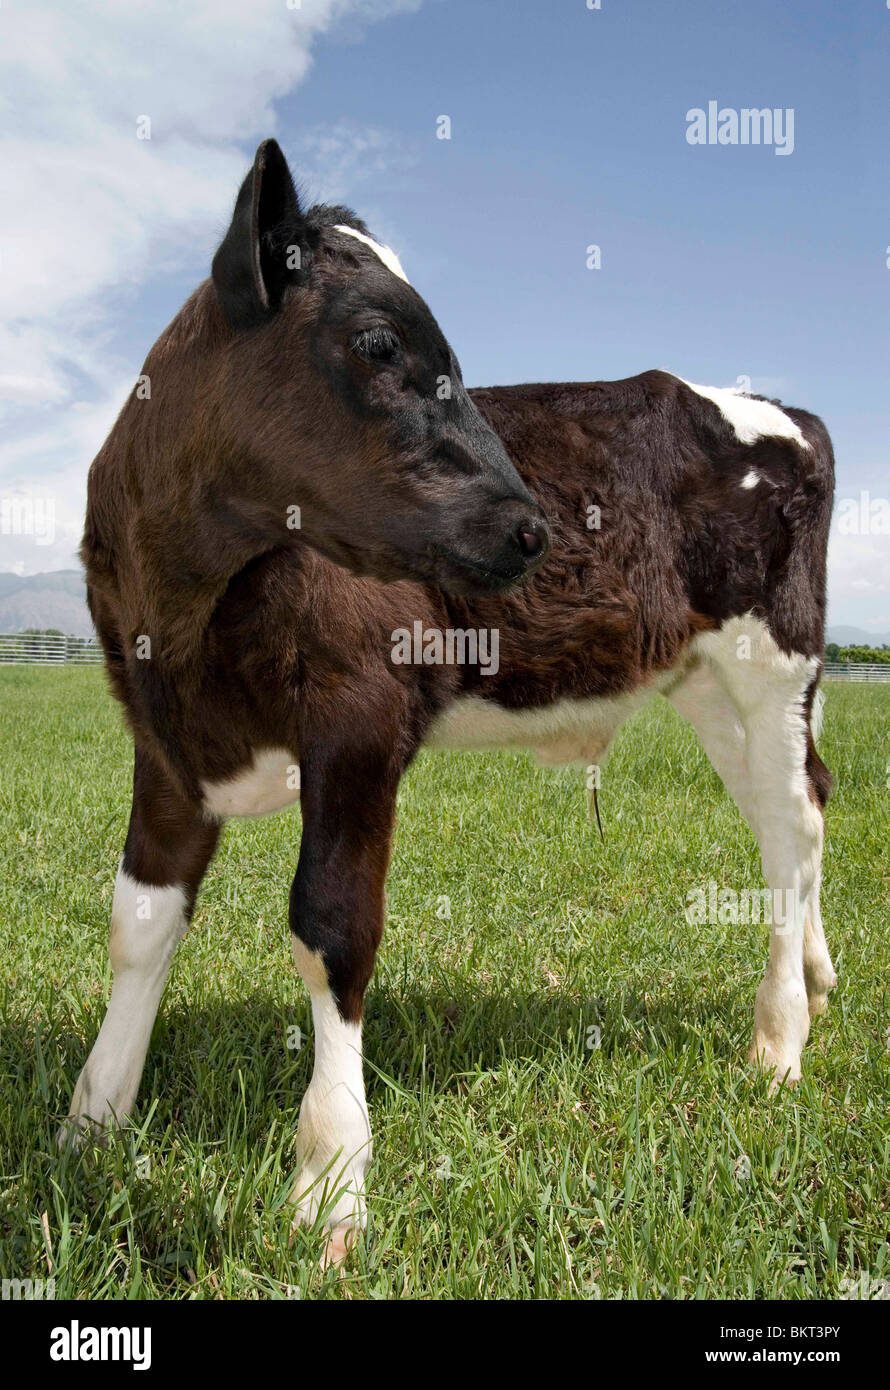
[741, 708, 824, 1081]
[668, 663, 760, 835]
[60, 866, 189, 1139]
[670, 662, 806, 1079]
[290, 940, 371, 1264]
[686, 619, 829, 1086]
[672, 658, 835, 1028]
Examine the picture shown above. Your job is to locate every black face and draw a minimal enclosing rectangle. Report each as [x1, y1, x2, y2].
[304, 237, 550, 595]
[211, 139, 550, 596]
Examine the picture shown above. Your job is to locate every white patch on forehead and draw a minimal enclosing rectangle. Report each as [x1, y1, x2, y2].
[201, 746, 300, 819]
[740, 470, 761, 489]
[677, 377, 810, 450]
[334, 224, 409, 284]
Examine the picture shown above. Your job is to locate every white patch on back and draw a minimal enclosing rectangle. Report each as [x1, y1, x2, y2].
[740, 470, 761, 489]
[677, 377, 810, 450]
[334, 225, 409, 284]
[689, 613, 819, 697]
[425, 686, 667, 766]
[201, 747, 299, 819]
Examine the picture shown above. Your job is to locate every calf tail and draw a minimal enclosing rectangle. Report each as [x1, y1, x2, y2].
[779, 408, 834, 810]
[804, 675, 832, 809]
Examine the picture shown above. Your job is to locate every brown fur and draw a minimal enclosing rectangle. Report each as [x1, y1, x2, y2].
[86, 371, 835, 1019]
[81, 147, 834, 1032]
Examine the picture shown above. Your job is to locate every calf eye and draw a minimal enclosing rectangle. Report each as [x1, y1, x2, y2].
[351, 327, 400, 363]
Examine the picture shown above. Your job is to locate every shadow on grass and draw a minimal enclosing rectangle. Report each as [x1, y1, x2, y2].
[0, 978, 745, 1290]
[12, 972, 741, 1147]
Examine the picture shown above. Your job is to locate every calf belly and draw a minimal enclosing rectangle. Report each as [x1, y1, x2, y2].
[424, 684, 667, 765]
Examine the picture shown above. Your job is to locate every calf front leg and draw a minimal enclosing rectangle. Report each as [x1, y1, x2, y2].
[289, 733, 403, 1264]
[59, 749, 219, 1143]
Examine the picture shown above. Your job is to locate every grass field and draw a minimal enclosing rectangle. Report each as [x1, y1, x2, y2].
[0, 666, 887, 1300]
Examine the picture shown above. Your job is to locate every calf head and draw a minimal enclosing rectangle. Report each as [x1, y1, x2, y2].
[211, 139, 549, 595]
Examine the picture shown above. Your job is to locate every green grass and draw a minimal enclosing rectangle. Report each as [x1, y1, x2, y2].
[0, 666, 888, 1300]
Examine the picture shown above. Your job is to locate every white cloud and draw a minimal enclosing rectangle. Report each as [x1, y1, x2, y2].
[0, 0, 421, 575]
[0, 384, 134, 573]
[827, 507, 890, 632]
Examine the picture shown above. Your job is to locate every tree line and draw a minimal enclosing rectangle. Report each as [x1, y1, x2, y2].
[824, 644, 890, 664]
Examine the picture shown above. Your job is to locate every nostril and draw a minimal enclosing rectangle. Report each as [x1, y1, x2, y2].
[515, 519, 546, 560]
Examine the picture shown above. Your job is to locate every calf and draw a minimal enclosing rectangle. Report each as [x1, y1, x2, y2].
[63, 140, 836, 1264]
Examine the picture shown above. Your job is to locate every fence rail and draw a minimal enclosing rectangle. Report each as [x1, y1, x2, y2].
[824, 662, 890, 683]
[1, 635, 888, 679]
[0, 633, 102, 665]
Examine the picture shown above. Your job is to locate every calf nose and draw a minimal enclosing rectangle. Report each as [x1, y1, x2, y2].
[506, 510, 550, 574]
[514, 516, 549, 561]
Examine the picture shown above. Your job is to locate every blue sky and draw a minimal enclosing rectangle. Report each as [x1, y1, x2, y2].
[1, 0, 887, 629]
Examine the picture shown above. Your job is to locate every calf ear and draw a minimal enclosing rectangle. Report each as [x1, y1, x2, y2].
[212, 139, 313, 332]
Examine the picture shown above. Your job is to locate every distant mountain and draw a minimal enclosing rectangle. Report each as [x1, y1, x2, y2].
[826, 625, 890, 649]
[0, 568, 886, 649]
[0, 569, 94, 638]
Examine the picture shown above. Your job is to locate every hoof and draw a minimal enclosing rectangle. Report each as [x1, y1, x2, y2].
[291, 1201, 363, 1270]
[319, 1220, 358, 1270]
[749, 1038, 801, 1092]
[56, 1116, 92, 1152]
[56, 1109, 116, 1152]
[290, 1153, 367, 1268]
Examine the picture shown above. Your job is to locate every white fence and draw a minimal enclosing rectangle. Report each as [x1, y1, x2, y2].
[0, 632, 102, 665]
[0, 634, 888, 679]
[824, 662, 890, 683]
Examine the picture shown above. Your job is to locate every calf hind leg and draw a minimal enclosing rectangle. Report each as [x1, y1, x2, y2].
[702, 626, 830, 1085]
[671, 632, 833, 1087]
[803, 897, 836, 1018]
[801, 718, 837, 1016]
[668, 662, 759, 831]
[59, 749, 219, 1143]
